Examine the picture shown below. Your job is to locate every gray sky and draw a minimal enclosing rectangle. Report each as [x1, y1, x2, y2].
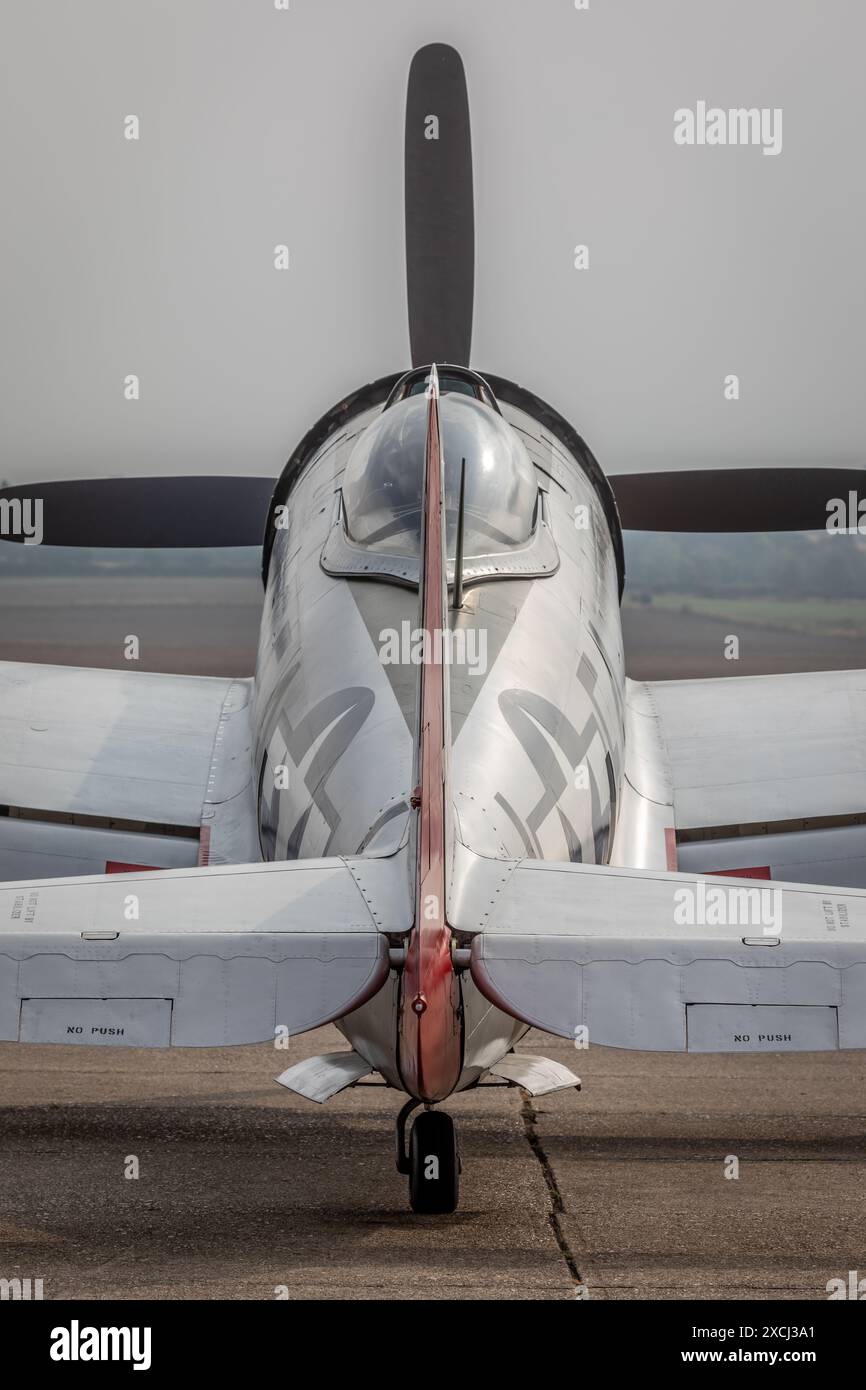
[0, 0, 863, 484]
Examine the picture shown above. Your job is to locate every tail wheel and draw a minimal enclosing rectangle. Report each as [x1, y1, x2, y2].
[408, 1109, 459, 1214]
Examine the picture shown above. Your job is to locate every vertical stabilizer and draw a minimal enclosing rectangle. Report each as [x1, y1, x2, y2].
[398, 367, 463, 1101]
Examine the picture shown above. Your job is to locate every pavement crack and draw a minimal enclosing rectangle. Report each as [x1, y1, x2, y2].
[519, 1093, 583, 1290]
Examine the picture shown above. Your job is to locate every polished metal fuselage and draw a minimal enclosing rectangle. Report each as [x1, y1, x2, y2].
[251, 394, 625, 1094]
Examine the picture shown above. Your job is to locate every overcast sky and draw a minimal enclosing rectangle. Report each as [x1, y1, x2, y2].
[0, 0, 863, 485]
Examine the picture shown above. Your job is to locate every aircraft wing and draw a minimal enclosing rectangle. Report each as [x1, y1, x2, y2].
[619, 669, 866, 885]
[0, 661, 255, 879]
[0, 852, 410, 1046]
[451, 848, 866, 1053]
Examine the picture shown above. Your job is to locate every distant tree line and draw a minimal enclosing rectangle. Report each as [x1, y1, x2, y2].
[623, 531, 866, 599]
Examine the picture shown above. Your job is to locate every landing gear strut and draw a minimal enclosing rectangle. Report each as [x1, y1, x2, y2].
[395, 1098, 460, 1213]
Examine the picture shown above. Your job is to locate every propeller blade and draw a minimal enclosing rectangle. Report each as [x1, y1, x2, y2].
[0, 476, 275, 547]
[609, 468, 865, 532]
[405, 43, 474, 368]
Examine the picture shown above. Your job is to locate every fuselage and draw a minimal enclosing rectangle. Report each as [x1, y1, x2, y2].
[251, 367, 626, 1097]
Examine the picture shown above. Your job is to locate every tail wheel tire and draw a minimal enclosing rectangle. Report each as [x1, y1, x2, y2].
[408, 1109, 459, 1214]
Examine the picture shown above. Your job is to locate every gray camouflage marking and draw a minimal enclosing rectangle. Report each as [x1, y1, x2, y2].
[259, 686, 376, 859]
[497, 689, 609, 863]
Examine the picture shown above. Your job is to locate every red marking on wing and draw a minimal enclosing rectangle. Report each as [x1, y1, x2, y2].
[706, 866, 772, 880]
[105, 861, 160, 874]
[398, 375, 462, 1102]
[664, 826, 678, 871]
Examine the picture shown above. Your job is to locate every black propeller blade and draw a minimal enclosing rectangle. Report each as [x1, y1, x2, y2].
[0, 476, 276, 547]
[609, 468, 865, 532]
[405, 43, 474, 368]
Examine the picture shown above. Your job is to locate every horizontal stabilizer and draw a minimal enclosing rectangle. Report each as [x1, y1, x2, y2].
[0, 853, 411, 1046]
[0, 476, 275, 547]
[455, 851, 866, 1053]
[609, 468, 864, 532]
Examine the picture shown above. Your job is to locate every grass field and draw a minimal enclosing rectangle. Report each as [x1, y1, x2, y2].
[623, 592, 866, 638]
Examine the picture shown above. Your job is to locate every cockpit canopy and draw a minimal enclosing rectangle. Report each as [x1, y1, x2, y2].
[341, 393, 539, 561]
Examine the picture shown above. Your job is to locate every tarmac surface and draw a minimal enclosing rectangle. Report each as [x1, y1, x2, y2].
[1, 1026, 864, 1301]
